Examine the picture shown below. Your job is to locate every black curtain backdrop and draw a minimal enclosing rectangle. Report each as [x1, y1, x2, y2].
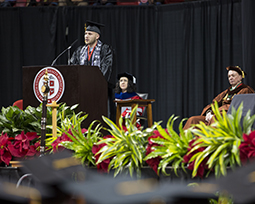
[1, 0, 253, 129]
[242, 0, 255, 92]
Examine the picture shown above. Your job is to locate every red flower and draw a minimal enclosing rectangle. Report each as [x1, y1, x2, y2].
[52, 131, 72, 153]
[92, 135, 113, 172]
[8, 131, 39, 158]
[0, 133, 13, 165]
[239, 131, 255, 163]
[183, 138, 209, 178]
[145, 130, 164, 174]
[30, 141, 41, 157]
[122, 126, 128, 132]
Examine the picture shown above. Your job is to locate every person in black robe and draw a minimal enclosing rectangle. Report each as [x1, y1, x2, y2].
[71, 20, 115, 120]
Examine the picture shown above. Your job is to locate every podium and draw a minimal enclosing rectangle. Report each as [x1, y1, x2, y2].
[23, 65, 108, 128]
[114, 99, 155, 128]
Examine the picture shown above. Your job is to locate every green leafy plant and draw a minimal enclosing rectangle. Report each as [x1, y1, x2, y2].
[45, 104, 88, 153]
[0, 103, 80, 138]
[46, 103, 102, 165]
[96, 105, 157, 177]
[188, 101, 255, 178]
[144, 115, 193, 176]
[46, 103, 85, 137]
[59, 118, 103, 166]
[0, 105, 44, 137]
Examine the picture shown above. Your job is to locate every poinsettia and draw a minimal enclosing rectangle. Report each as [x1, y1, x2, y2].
[8, 131, 39, 158]
[239, 130, 255, 163]
[92, 135, 114, 172]
[0, 133, 13, 165]
[183, 138, 209, 178]
[51, 131, 73, 153]
[0, 131, 40, 165]
[30, 141, 41, 157]
[145, 130, 164, 174]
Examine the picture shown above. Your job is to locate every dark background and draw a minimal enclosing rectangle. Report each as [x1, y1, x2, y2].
[0, 0, 255, 129]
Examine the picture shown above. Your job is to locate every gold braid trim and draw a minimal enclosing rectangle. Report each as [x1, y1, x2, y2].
[223, 94, 228, 101]
[236, 65, 245, 78]
[222, 93, 237, 105]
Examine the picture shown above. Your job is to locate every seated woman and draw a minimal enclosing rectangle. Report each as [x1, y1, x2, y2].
[115, 72, 144, 121]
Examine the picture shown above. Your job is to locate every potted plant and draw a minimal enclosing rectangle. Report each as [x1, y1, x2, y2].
[95, 105, 157, 178]
[0, 103, 82, 166]
[57, 119, 102, 166]
[45, 103, 101, 166]
[144, 115, 194, 178]
[184, 101, 255, 178]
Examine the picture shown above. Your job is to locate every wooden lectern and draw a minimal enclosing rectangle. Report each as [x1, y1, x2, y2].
[23, 65, 108, 128]
[114, 99, 155, 128]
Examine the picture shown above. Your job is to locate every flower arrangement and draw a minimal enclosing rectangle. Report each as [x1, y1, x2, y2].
[133, 101, 255, 180]
[0, 103, 84, 166]
[182, 138, 210, 178]
[47, 111, 99, 166]
[2, 99, 255, 204]
[239, 130, 255, 163]
[95, 106, 156, 177]
[144, 115, 193, 176]
[145, 130, 164, 174]
[0, 131, 40, 166]
[4, 98, 254, 183]
[92, 135, 114, 172]
[46, 101, 255, 181]
[183, 101, 255, 178]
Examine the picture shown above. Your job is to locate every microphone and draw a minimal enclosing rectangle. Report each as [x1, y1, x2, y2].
[51, 39, 78, 66]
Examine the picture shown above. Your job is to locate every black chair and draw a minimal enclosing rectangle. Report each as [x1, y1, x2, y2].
[137, 93, 148, 100]
[137, 92, 149, 119]
[227, 93, 255, 129]
[137, 93, 151, 127]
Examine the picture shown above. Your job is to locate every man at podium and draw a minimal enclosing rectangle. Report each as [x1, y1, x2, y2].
[70, 20, 115, 120]
[70, 20, 113, 83]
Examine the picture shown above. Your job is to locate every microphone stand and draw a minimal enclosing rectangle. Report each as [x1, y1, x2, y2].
[51, 39, 78, 66]
[68, 47, 71, 65]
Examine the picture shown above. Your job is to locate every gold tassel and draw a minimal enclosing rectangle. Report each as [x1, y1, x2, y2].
[242, 70, 245, 78]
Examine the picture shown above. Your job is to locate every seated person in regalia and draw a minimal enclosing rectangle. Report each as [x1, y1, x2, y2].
[115, 72, 144, 124]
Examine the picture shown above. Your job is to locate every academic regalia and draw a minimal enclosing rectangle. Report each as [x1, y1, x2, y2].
[183, 83, 254, 129]
[115, 92, 144, 117]
[70, 42, 113, 83]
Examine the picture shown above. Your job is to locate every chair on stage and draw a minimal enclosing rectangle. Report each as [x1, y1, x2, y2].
[137, 93, 149, 125]
[13, 99, 23, 110]
[115, 95, 155, 128]
[137, 93, 148, 100]
[227, 94, 255, 129]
